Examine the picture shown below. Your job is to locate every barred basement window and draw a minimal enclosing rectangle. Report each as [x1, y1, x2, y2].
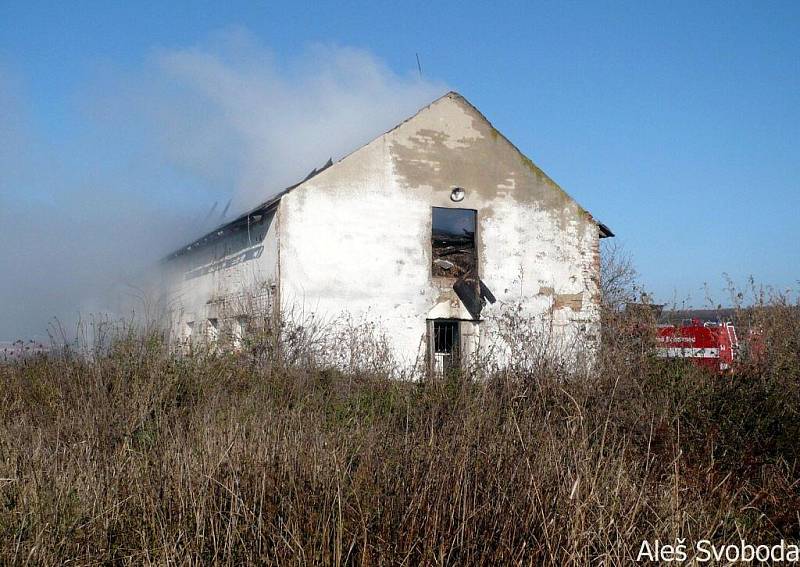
[431, 320, 460, 376]
[432, 207, 476, 278]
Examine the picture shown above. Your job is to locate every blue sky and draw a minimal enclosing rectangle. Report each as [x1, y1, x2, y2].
[1, 1, 799, 338]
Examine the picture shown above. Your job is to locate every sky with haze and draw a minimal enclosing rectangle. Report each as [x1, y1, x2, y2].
[1, 1, 798, 340]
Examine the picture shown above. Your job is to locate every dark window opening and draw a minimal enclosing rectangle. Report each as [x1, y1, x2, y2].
[431, 320, 460, 376]
[432, 207, 476, 278]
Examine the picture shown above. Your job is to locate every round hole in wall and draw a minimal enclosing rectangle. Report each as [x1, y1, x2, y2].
[450, 187, 465, 202]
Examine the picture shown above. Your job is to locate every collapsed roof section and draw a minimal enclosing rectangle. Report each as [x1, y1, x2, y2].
[164, 159, 333, 261]
[164, 91, 614, 261]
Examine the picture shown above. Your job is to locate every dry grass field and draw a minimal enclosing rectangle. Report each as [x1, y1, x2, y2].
[2, 285, 799, 565]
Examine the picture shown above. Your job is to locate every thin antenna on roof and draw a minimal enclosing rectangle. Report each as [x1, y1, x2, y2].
[202, 201, 218, 225]
[416, 53, 422, 79]
[220, 199, 231, 221]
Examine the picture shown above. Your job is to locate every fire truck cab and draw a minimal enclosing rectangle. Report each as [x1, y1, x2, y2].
[655, 318, 739, 372]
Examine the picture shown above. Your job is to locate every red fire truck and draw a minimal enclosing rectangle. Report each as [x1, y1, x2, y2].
[655, 319, 739, 372]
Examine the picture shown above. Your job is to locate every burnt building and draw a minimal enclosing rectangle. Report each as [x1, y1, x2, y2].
[162, 92, 613, 372]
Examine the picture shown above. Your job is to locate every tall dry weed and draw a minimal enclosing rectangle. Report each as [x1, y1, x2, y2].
[1, 277, 799, 564]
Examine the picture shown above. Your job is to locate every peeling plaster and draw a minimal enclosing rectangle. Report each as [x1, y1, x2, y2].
[163, 92, 605, 369]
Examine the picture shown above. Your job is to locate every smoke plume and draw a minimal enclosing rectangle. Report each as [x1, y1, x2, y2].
[0, 29, 445, 341]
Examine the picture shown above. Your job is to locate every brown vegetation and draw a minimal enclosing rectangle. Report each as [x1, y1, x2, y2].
[2, 276, 800, 564]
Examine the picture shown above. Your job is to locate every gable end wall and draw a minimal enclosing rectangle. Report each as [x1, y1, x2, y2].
[278, 93, 601, 368]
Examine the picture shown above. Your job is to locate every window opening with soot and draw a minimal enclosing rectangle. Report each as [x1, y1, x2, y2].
[432, 207, 476, 279]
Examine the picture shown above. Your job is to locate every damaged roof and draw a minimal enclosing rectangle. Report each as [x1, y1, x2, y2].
[598, 222, 614, 238]
[164, 159, 333, 260]
[165, 91, 613, 260]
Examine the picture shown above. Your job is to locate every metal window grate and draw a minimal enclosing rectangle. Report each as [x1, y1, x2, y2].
[432, 320, 460, 376]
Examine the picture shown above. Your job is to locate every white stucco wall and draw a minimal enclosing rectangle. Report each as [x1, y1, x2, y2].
[278, 93, 602, 369]
[278, 137, 435, 367]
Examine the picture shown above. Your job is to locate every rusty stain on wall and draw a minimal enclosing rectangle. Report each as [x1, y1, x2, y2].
[538, 286, 585, 312]
[554, 293, 584, 312]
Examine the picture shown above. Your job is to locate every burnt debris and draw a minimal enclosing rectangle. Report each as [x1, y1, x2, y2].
[453, 271, 496, 320]
[432, 207, 476, 278]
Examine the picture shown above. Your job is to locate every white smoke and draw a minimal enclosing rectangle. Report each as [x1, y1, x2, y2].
[0, 29, 446, 340]
[94, 28, 446, 211]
